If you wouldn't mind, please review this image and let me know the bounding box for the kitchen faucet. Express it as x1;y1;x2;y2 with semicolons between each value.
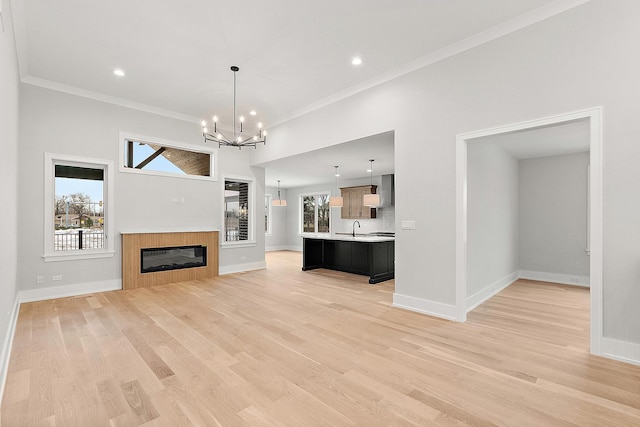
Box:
352;220;361;237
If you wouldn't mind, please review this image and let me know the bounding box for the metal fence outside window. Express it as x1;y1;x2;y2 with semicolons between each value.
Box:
54;230;105;251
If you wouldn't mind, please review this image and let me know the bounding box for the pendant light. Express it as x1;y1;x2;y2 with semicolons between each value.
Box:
363;159;381;207
272;180;287;206
329;165;344;207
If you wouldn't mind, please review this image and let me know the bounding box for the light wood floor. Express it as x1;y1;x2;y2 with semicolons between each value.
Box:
2;251;640;426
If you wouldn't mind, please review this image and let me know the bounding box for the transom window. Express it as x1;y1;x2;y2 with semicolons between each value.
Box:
120;132;217;181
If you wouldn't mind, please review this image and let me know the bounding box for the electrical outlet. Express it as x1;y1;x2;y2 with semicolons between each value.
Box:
52;275;62;281
401;220;416;230
36;276;44;284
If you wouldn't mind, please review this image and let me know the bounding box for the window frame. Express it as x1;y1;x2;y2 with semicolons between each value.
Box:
299;191;331;235
44;153;115;262
265;194;272;235
221;175;256;248
119;131;218;181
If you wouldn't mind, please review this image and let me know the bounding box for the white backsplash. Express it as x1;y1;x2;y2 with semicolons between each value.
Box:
331;206;395;235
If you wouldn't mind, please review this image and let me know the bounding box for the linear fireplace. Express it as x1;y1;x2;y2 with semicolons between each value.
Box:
122;231;218;290
141;245;207;273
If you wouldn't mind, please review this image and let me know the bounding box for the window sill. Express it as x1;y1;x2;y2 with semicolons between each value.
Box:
220;241;257;249
299;232;331;237
43;250;116;263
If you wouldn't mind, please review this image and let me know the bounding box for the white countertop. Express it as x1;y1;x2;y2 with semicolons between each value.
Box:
302;233;394;243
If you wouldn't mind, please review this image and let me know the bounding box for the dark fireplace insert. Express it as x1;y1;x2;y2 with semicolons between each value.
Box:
140;245;207;273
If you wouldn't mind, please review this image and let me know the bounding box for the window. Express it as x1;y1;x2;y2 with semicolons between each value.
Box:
301;193;330;234
120;132;217;181
222;177;255;246
44;153;115;261
265;194;272;235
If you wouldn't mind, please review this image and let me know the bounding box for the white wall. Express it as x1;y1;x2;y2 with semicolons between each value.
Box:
250;1;640;346
519;152;589;281
0;0;21;396
467;143;519;302
17;84;264;292
265;185;288;251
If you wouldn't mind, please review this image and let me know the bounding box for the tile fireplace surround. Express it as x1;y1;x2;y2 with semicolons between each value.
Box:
121;231;219;290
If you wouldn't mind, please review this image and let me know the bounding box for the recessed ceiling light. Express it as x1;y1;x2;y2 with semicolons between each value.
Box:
113;68;125;77
351;57;362;66
250;110;257;116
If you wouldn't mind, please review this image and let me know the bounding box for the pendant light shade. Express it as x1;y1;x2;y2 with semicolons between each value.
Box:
363;193;380;207
329;196;343;207
329;165;344;207
363;159;381;207
272;180;287;206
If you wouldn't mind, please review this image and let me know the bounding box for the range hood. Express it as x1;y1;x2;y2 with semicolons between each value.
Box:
379;174;395;207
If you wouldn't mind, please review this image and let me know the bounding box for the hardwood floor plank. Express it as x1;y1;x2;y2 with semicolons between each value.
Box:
120;379;160;424
3;251;640;426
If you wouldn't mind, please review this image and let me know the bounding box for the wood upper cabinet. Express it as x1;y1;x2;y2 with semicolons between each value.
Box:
340;185;377;219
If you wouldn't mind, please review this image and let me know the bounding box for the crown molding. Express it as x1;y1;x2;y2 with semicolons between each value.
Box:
271;0;590;127
11;0;589;128
21;75;202;124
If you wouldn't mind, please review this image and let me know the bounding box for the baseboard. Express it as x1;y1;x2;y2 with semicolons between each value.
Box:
466;271;518;312
0;295;21;406
518;270;590;287
219;261;267;275
265;245;300;252
600;337;640;366
392;293;457;321
18;279;122;303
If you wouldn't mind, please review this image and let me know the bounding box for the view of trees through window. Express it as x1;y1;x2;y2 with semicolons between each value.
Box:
54;165;104;251
302;194;330;233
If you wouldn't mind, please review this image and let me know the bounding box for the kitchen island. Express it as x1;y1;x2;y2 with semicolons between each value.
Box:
302;234;394;284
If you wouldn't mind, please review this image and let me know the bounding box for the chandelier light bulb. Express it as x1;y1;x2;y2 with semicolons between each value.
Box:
203;127;208;133
213;116;218;122
258;122;262;129
240;116;245;122
201;120;206;127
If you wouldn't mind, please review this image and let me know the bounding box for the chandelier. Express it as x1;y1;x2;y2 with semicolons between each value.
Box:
201;66;267;149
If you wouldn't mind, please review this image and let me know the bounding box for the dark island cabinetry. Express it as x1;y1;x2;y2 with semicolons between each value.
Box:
302;237;394;284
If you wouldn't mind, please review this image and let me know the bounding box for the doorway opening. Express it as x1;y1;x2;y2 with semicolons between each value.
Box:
456;107;603;356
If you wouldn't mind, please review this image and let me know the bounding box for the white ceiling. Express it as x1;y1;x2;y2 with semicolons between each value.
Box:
470;119;590;159
10;0;583;186
12;0;569;127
